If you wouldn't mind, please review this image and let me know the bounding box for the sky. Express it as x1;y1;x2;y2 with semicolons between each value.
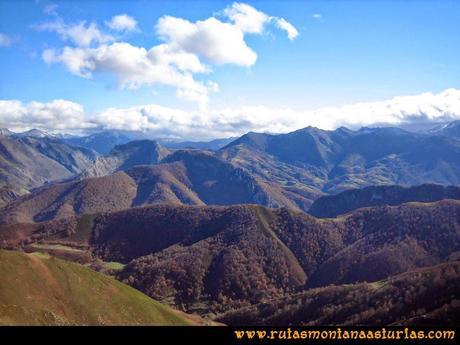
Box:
0;0;459;140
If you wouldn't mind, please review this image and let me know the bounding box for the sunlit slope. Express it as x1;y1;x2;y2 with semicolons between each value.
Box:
0;250;195;325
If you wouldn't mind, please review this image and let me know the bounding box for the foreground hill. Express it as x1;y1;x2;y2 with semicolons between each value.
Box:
218;261;460;326
309;184;460;218
0;135;97;202
0;250;195;325
114;200;460;314
4;200;458;317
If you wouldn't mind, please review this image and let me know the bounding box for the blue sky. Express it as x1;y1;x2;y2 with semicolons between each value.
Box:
0;0;459;139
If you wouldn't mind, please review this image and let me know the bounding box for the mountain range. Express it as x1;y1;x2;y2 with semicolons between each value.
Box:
220;125;460;200
2;121;460;213
63;130;237;154
1;121;459;325
0;134;97;206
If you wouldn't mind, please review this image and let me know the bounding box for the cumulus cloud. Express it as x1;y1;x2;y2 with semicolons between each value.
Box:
0;99;96;133
36;2;298;108
42;42;213;108
156;16;258;66
222;2;270;34
33;20;113;47
1;89;460;139
105;14;138;32
0;33;12;47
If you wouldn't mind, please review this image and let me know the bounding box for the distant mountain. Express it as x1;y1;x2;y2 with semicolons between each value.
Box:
429;120;460;139
2;122;460;213
161;137;237;151
13;129;55;139
220;124;460;208
81;140;171;178
0;250;196;325
0;128;14;137
65;130;238;154
64;131;134;154
162;150;294;207
5;122;460;216
3;199;459;318
0;149;290;224
308;184;460;218
0;135;97;200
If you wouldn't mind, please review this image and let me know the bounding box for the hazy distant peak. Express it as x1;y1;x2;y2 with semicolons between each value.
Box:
15;128;55;139
0;128;14;136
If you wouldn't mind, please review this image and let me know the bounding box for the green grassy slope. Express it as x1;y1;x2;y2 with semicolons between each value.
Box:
0;250;195;326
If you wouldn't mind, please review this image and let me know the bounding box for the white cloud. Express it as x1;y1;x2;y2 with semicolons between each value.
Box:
222;2;299;41
314;88;460;129
148;43;209;74
223;2;270;34
0;33;12;47
2;89;460;140
33;20;113;47
96;104;195;133
0;99;96;133
42;42;213;109
154;3;299;68
92;89;460;139
105;14;138;32
36;3;298;108
156;16;258;66
312;14;322;20
273;18;299;41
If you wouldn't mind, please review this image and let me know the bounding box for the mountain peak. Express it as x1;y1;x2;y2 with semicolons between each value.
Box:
428;120;460;139
15;128;54;139
110;139;162;154
0;128;14;136
81;139;171;178
222;131;269;151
